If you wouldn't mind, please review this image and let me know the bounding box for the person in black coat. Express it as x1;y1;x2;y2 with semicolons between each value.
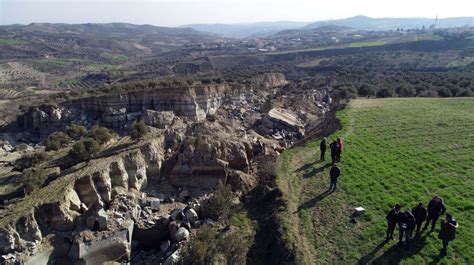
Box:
411;202;427;237
398;210;416;249
438;214;458;256
329;140;338;164
386;204;401;241
329;163;340;192
424;196;446;232
320;138;327;161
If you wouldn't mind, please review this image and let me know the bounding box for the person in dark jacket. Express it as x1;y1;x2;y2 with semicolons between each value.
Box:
320;138;327;161
336;138;343;162
424;196;446;232
411;202;427;238
398;210;416;249
329;163;340;192
329;140;338;164
438;214;458;256
386;204;401;241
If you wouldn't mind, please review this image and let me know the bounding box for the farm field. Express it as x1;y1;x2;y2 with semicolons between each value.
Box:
349;40;387;47
276;98;474;264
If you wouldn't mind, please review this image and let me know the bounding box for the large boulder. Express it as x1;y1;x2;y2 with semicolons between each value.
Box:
142;110;175;129
175;227;190;242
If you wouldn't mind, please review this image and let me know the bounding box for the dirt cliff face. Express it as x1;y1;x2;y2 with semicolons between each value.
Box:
1;72;337;264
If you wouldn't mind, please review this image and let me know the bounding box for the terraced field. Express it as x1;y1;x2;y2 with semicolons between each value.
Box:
277;98;474;264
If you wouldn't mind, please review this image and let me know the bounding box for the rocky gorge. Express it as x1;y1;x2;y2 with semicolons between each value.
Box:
0;73;336;264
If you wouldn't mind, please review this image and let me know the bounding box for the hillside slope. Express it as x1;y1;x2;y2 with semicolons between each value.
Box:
276;98;474;264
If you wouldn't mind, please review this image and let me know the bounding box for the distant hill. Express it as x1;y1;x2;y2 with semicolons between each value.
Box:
305;15;474;31
0;22;217;43
275;25;355;36
182;21;309;38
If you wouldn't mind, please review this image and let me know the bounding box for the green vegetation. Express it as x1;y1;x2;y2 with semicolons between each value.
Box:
88;63;120;71
87;126;113;144
65;124;88;140
0;38;26;45
202;181;235;223
69;138;100;161
128;120;149;141
113;55;128;62
61;79;81;85
276;98;474;264
21;167;47;194
447;57;474;68
349;40;387;48
44;132;71;151
181;182;254;264
38;58;74;66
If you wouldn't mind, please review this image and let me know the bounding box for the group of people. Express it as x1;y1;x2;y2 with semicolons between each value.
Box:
320;137;343;192
386;196;459;255
320;137;343;164
319;137;460;257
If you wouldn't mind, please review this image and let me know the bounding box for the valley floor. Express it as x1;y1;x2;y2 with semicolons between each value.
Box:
276;98;474;264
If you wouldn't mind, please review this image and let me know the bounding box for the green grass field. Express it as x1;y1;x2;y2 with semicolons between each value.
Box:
349;40;387;48
0;38;26;45
276;98;474;264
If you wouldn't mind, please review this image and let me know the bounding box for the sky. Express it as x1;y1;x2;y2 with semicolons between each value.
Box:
0;0;473;26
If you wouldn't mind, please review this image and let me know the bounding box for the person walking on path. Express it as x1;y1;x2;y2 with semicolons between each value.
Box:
398;210;416;249
411;202;427;238
329;163;340;192
386;204;401;241
330;140;338;164
438;214;458;256
336;138;343;162
320;138;327;161
424;196;446;232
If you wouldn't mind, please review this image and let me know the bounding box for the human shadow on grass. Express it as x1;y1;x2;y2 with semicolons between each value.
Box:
294;189;332;213
302;163;332;179
363;234;430;264
296;160;320;172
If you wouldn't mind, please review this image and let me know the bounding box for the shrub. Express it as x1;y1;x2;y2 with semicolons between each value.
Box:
65;124;88;140
202;181;234;222
180;225;249;265
376;88;393;98
44;132;71;151
456;89;472;97
181;225;219;264
438;87;453;97
14;151;48;171
69;138;100;161
87;126;112;144
128;120;149;141
22;167;46;194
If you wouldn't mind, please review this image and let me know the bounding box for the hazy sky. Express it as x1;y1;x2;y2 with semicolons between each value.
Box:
1;0;473;26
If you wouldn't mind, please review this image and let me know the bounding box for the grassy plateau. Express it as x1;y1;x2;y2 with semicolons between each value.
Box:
276;98;473;264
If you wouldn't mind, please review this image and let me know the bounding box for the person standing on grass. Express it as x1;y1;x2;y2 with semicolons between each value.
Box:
424;196;446;232
320;138;327;161
329;140;338;164
398;210;416;249
329;163;340;192
438;214;458;256
411;202;427;238
386;204;401;241
336;138;343;162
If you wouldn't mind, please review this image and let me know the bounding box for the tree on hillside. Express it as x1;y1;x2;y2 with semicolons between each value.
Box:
65;124;88;140
87;126;112;144
128;120;149;141
69;138;100;161
44;132;71;151
22;167;46;194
